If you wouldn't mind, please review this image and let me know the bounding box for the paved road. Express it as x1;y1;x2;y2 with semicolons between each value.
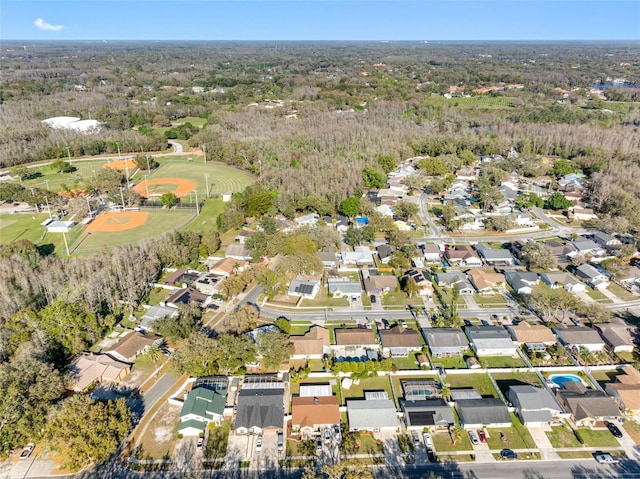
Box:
141;372;179;412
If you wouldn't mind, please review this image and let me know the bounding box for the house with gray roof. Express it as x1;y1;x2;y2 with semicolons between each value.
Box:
456;398;512;428
507;385;563;427
503;271;539;295
235;387;284;434
287;277;321;299
402;399;455;430
574;264;609;289
327;278;362;298
553;325;606;352
347;391;398;432
138;305;178;332
555;381;621;427
423;328;469;357
179;385;228;436
465;326;517;356
474;244;515;266
376;244;395;264
592;231;621;249
540;272;586;293
316;251;338;269
593;322;636;353
570;239;605;257
421;243;442;263
435;271;474;295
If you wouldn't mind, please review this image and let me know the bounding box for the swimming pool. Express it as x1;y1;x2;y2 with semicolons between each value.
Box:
549;374;584;388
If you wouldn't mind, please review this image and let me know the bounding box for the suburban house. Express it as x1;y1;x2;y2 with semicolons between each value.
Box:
178;384;228;436
400;269;433;297
422;243;442;263
467;269;506;294
474;244;515;266
209;257;249;277
225;244;252;261
291;396;340;435
507;385;563;427
234;229;255;245
455;397;512;428
435;271;474;295
570;239;605;258
379;326;423;358
376;244;395;264
401;399;455;430
593;322;636;353
592;231;621;250
287;277;322;299
316;252;338;269
569;206;598;222
68;353;131;393
290;326;330;360
235;383;285;434
341;246;375;266
507;322;557;351
617;266;640;289
327;278;362;298
193;273;225;295
445;245;483;267
363;274;399;295
604;366;640;413
574;264;609;289
333;329;379;361
165;287;209;309
322;216;349;233
106;331;163;363
294;213;320;227
347;391;399;432
137;305;178;332
164;268;200;287
465;326;518;357
543;240;575;261
539;272;586;293
504;271;539;295
299;384;333;397
555;382;621;427
423;328;469;357
554;325;606;352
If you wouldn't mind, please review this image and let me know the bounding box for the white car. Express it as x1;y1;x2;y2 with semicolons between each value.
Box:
19;444;34;460
468;430;479;445
196;437;204;450
401;321;408;328
423;433;433;449
256;435;263;452
324;428;331;443
594;452;619;464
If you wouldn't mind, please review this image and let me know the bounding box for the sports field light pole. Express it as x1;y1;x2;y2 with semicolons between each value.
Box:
116;142;121;160
65;146;72;163
119;187;126;211
204;173;210;197
144;175;149;198
194;190;200;215
202;144;207;164
45;179;50;191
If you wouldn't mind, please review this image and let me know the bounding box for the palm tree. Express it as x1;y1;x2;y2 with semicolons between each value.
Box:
440;384;451;402
449;426;461;447
145;342;164;368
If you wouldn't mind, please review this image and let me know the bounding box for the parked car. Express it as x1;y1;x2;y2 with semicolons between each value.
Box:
255;435;263;452
593;451;620;464
277;432;284;451
411;431;420;446
401;321;408;328
370;295;376;303
468;430;479;445
500;449;517;460
316;436;322;452
477;429;487;443
382;318;390;328
334;425;342;444
481;319;490;326
422;433;433;449
196;437;204;450
324;428;331;443
605;421;623;438
426;450;438;463
19;444;34;460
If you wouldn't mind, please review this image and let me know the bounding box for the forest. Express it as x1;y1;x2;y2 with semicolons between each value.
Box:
1;41;640;465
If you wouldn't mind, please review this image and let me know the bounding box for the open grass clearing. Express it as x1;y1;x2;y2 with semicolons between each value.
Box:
431;353;467;370
391;353;422;371
0;213;49;244
479;355;525;368
180;198;225;234
137;403;181;459
575;428;620;448
491;371;544;397
474;294;508;308
422;95;516;109
381;290;424;308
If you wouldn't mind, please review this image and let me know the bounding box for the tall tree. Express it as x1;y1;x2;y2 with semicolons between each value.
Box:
256;330;294;370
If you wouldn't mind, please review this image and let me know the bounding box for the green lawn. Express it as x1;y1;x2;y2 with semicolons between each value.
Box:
585;287;613;303
444;373;497;397
171;116;208;128
71;209;196;254
608;282;639;301
146;287;171;306
575;428;620;448
391;353;422;371
479;356;525;368
21;159;110;193
491;372;544;397
381;290;424;308
431;431;473;452
302;288;349;308
341;375;393;403
486;414;536;450
431;354;467;369
289;323;312;336
546;425;582;448
474;294;508;308
181;198;225;234
589;369;623;389
623;420;640;445
0;213;49;244
557;451;593;459
433;288;467;308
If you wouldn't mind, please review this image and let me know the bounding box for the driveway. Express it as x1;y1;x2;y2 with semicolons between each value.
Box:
374;430;402;467
600;287;625;304
462;294;480;309
1;450;56;479
251;432;279;471
527;426;560;461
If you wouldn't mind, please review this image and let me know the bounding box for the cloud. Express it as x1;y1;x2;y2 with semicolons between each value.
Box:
34;18;64;32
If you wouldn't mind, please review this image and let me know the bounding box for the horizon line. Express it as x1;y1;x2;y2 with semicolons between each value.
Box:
2;38;639;42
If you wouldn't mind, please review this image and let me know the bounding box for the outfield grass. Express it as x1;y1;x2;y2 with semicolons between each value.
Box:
139;160;254;197
71;209;195;253
21;159;111;192
0;213;49;244
181;199;225;234
444;373;497;397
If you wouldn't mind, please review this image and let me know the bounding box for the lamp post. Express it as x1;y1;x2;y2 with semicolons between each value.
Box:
44;179;50;191
204;173;210;197
144;175;149;198
62;231;70;256
65;146;72;163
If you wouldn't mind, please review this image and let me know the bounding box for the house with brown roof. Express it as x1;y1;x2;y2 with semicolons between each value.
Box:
209;257;249;277
106;331;163;363
291;396;340;434
164;268;199;286
363;275;399;295
379;326;423;358
165;287;209;309
333;329;379;361
555;381;621;427
507;322;557;350
605;366;640;413
68;353;131;392
467;269;506;294
290;326;330;359
594;322;636;353
445;245;482;267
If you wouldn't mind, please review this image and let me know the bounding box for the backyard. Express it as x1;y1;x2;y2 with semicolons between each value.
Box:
443;373;498;397
491;371;544;397
430;352;468;370
340;375;393;404
479;355;525;368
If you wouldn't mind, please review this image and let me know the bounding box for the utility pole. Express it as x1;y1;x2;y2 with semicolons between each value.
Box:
202;144;207;164
146;155;151;174
62;231;70;256
144;175;149;198
258;159;262;179
116;141;121;160
86;195;91;217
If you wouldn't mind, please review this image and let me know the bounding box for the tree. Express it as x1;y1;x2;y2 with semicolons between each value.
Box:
274;316;291;334
476;180;502;211
310;464;374;479
281;251;323;276
339;196;361;218
417;157;448;176
258;268;288;300
545;192;573;211
283;234;318;255
402;277;421;298
50;159;73;174
256;330;294;370
9;165;30;181
449;425;462;446
161;192;179;208
361;166;386;189
219;305;260;334
171;332;219;376
200;232;221;256
133;154;159;172
552;159;574;178
144;342;163;368
37;299;102;355
485;215;514;232
377;155;397;174
520;241;557;270
44;395;131;472
215;334;256;375
393;200;419;220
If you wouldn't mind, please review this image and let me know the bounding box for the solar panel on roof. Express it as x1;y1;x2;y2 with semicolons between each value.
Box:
295;284;314;295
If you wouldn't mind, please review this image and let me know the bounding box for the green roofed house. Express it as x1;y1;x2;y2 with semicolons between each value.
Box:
178;386;228;436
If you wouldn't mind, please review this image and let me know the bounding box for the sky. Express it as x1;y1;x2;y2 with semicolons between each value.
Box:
1;1;639;41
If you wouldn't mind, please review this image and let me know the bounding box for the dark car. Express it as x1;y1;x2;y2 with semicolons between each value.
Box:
426;450;438;463
500;449;517;460
370;295;376;303
605;421;623;438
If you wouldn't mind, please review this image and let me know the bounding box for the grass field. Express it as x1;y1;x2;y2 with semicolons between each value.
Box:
0;213;49;244
71;209;195;253
21;159;112;193
341;375;393;404
181;199;225;234
444;373;497;397
136;160;254;198
479;356;526;368
491;371;544;397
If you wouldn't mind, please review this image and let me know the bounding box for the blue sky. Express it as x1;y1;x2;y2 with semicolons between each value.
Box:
2;1;639;41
